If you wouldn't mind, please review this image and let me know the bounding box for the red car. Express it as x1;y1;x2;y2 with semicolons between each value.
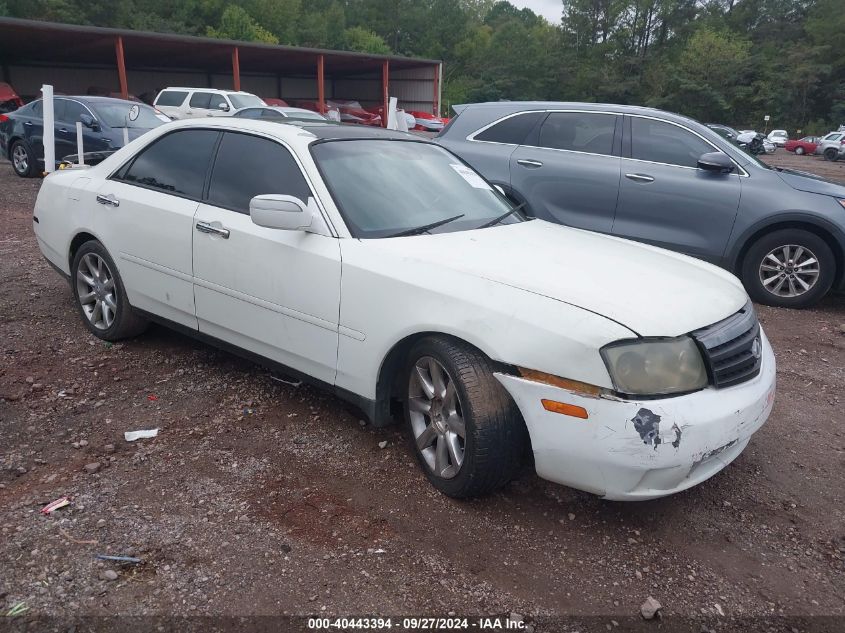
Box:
784;136;820;155
298;100;381;126
0;82;24;114
262;97;289;107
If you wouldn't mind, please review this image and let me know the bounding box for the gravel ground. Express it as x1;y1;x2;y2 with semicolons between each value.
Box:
0;150;843;632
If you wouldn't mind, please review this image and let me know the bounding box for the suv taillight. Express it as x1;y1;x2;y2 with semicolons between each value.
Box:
0;114;8;122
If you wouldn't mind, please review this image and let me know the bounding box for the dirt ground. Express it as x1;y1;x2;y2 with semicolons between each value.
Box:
0;150;843;632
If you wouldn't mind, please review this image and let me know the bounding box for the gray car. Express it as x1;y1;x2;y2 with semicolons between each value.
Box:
436;102;845;308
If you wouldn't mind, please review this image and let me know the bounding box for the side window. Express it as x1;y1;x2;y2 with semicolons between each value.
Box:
189;92;212;109
207;132;311;214
155;91;187;107
51;98;67;123
31;101;43;117
115;129;219;198
235;108;261;118
208;93;227;110
473;112;544;144
631;117;715;168
62;101;89;123
261;109;285;119
538;112;616;155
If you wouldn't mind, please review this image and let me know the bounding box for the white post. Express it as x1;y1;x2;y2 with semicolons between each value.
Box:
122;126;129;146
386;96;398;130
41;84;55;173
75;122;85;166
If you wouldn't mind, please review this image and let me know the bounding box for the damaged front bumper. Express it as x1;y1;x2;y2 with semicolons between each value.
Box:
495;332;776;501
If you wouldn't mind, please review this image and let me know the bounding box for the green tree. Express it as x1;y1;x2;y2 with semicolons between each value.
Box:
343;26;391;54
207;4;278;43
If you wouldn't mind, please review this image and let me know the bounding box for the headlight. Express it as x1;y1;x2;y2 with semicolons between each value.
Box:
601;337;708;396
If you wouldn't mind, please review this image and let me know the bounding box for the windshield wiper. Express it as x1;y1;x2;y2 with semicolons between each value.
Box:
476;202;527;229
385;213;465;238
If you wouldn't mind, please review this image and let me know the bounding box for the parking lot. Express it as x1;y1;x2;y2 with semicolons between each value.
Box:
0;150;843;631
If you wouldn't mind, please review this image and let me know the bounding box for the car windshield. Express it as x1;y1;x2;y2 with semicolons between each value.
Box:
92;103;167;129
311;140;522;238
228;93;264;109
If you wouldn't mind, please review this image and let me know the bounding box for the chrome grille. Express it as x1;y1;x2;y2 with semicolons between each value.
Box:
692;302;762;389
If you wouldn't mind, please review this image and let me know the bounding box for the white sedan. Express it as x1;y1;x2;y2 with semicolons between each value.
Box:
33;118;776;501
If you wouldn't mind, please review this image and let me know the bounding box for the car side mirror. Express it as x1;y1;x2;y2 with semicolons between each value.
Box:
698;152;735;174
218;102;230;112
250;194;314;231
80;113;100;131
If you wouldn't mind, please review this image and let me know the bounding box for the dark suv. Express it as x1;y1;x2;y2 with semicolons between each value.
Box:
436;102;845;308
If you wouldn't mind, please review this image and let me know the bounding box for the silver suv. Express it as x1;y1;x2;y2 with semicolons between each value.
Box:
436;102;845;308
816;132;844;161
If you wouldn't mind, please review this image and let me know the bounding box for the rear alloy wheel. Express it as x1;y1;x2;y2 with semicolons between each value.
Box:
741;229;835;308
823;147;838;161
10;140;36;177
795;146;804;155
404;336;526;498
72;241;148;340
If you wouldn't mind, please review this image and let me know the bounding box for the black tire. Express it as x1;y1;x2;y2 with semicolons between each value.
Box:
402;336;526;498
71;241;148;340
795;146;804;155
741;229;835;308
823;147;838;161
10;139;37;178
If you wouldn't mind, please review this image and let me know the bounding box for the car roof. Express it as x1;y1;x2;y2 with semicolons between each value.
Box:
26;95;150;106
160;87;255;94
160;116;422;144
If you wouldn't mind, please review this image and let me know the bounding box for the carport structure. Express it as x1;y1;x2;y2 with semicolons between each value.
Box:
0;17;442;124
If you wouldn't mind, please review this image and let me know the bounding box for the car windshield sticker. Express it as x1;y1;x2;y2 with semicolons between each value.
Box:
449;164;491;190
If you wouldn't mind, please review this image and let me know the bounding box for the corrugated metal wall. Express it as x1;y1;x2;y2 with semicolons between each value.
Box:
6;63;438;113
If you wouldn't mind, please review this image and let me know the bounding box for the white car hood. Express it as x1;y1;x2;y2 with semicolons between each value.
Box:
373;220;747;337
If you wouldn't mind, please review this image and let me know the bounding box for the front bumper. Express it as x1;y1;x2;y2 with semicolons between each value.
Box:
495;332;776;501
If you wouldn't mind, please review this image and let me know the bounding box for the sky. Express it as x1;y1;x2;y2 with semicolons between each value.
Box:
509;0;562;24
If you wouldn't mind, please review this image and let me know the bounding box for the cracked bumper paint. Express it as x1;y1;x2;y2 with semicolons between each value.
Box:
495;332;776;501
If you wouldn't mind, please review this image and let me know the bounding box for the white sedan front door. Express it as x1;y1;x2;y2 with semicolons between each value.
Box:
191;131;341;384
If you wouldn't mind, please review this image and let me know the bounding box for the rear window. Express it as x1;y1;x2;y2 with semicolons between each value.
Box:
473;112;544;145
155;91;187;107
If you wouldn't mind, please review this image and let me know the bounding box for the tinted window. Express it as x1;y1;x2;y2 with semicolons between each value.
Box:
234;108;262;119
61;100;89;123
474;112;543;144
208;93;227;110
155;91;187;107
631;117;714;168
207;133;311;214
189;92;212;109
538;112;616;155
117;129;218;198
29;100;43;117
51;98;67;122
261;109;286;119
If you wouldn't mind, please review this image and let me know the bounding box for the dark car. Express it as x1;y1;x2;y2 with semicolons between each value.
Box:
436;102;845;308
706;123;740;143
0;96;169;177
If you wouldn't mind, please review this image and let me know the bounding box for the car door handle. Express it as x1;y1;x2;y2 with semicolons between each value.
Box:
196;221;230;239
24;121;32;126
96;194;120;207
625;173;655;183
517;159;543;168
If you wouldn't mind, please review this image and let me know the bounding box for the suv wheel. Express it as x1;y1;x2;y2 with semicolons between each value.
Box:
823;147;838;161
10;140;37;177
72;241;149;340
403;336;526;498
741;229;835;308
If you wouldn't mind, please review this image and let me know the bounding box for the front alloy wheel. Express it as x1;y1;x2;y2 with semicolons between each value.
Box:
402;336;526;498
742;229;835;308
758;244;820;299
408;356;466;479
